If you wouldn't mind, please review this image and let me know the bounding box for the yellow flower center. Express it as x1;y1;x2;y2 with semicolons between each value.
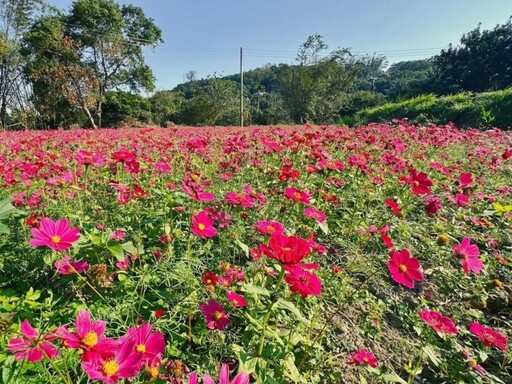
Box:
282;247;292;252
399;264;408;273
198;223;206;231
213;311;223;321
102;360;120;377
232;299;238;305
266;226;275;233
82;331;98;348
136;344;146;353
147;366;159;380
363;357;369;363
293;192;301;199
50;235;61;244
469;359;478;367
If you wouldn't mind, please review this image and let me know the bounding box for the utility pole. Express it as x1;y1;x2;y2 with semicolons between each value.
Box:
240;47;244;127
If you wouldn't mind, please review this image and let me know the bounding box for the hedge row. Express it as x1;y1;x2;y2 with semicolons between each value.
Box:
346;88;512;129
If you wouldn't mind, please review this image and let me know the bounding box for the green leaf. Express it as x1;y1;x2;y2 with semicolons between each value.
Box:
379;372;408;383
318;220;329;235
422;345;442;368
121;241;139;254
107;241;125;261
241;283;270;297
0;222;9;235
236;239;250;257
0;198;23;221
275;299;307;323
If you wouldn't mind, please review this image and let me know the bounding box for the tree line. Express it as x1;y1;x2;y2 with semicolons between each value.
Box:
1;0;511;129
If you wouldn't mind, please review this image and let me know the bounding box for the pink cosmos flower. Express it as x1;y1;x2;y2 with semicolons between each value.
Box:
202;363;250;384
347;350;378;368
458;172;473;189
182;182;215;202
54;255;89;275
192;211;217;238
419;309;458;335
55;310;118;362
82;337;143;384
452;237;483;275
226;291;247;307
303;207;328;223
469;322;508;351
109;229;126;241
387;249;423;289
284;187;311;204
200;300;230;331
29;218;81;251
284;264;322;298
254;220;285;236
124;323;165;361
8;320;59;363
115;257;130;271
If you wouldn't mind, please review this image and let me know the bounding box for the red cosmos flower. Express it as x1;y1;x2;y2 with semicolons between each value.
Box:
261;232;311;265
303;207;328;223
407;169;433;195
452;237;483;275
29;218;81;251
283;264;322;298
192;211;217;238
111;150;136;163
424;194;442;215
54;255;89;275
226;291;247;307
81;337;143;384
124;323;165;361
380;231;394;249
254;220;285;236
469;322;508;351
199;300;230;331
458;172;473;189
55;310;118;362
387;249;424;289
224;192;256;208
385;198;402;216
154;309;165;319
419;309;458;335
182;182;215;202
284;187;311;204
8;320;59;363
347;350;378;368
502;148;512;160
202;272;218;286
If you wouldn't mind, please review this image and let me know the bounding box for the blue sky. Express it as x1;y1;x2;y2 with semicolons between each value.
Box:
48;0;512;91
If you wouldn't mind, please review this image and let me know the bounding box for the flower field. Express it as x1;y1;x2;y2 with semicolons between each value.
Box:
0;122;511;383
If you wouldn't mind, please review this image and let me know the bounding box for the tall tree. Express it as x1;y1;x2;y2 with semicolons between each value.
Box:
279;35;360;123
431;17;512;94
0;0;44;129
23;0;162;128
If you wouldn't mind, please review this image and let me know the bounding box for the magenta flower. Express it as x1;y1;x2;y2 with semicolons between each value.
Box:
55;310;118;362
303;207;328;223
452;237;483;275
284;187;312;204
254;220;285;236
226;291;247;307
261;232;311;265
192;210;217;238
419;309;458;335
30;218;80;251
123;323;165;361
284;264;322;298
469;322;508;351
82;337;143;384
387;249;423;289
54;255;89;275
202;363;250;384
7;320;59;363
347;350;378;368
200;300;230;331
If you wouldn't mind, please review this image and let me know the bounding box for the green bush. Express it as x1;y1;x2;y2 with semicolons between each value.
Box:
351;88;512;129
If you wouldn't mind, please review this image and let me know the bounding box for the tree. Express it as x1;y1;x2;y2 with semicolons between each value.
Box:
431;17;512;94
149;90;178;126
23;0;162;128
377;59;433;99
278;35;360;123
0;0;44;129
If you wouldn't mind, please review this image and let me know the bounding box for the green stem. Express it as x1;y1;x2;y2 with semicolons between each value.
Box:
257;267;285;357
43;349;72;384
